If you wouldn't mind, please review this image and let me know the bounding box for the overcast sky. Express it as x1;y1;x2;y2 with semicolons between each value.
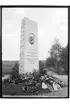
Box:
2;8;68;60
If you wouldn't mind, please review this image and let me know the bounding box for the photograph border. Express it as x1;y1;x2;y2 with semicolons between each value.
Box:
0;5;69;99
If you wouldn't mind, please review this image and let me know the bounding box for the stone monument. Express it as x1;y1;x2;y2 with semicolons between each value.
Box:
19;17;39;74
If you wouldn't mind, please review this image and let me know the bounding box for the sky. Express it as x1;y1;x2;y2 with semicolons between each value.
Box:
2;8;68;60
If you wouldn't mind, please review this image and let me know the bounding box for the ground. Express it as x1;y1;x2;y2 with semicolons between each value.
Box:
2;75;68;98
39;87;68;97
3;87;68;97
2;61;68;98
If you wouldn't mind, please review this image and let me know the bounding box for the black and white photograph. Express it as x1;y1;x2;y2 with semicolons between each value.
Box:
1;7;68;98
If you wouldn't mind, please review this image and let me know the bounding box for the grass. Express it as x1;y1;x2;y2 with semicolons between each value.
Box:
3;87;68;97
2;60;68;97
2;74;68;97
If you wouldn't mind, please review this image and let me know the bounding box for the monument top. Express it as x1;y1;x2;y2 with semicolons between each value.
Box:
21;17;37;28
23;17;36;23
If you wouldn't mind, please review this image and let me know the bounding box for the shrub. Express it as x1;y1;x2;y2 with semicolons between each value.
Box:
11;63;19;80
56;67;65;75
4;69;42;95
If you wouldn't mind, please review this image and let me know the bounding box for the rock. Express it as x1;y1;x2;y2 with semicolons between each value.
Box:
42;82;48;89
22;86;25;91
53;82;58;91
46;82;54;91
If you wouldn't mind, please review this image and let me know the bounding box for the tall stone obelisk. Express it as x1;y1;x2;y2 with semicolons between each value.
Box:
19;17;39;74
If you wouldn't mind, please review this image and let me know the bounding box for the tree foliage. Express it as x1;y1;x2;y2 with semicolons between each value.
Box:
49;39;62;59
59;44;68;74
46;38;68;75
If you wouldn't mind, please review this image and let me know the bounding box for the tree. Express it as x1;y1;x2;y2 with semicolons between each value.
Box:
45;57;56;68
59;44;68;74
11;63;19;79
45;38;68;75
49;38;62;69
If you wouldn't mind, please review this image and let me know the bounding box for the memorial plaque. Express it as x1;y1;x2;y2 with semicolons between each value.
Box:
19;17;39;73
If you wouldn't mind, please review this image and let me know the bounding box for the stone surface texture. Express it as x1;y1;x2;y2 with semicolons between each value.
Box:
19;17;39;73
